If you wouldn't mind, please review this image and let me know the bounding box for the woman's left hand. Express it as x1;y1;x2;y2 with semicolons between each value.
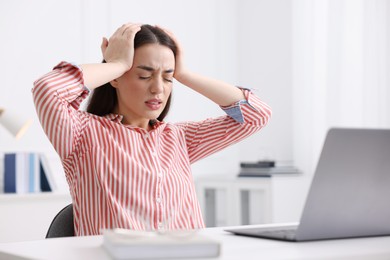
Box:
157;25;245;106
157;26;188;82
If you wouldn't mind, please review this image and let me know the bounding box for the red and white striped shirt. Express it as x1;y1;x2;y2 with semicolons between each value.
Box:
32;62;271;236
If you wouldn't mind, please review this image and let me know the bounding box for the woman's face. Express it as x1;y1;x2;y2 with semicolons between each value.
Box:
111;43;175;129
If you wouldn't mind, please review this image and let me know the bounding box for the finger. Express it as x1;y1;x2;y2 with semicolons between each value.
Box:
100;37;108;52
121;23;142;37
156;25;173;37
156;25;180;45
110;23;140;39
157;25;182;52
119;23;142;33
112;24;128;37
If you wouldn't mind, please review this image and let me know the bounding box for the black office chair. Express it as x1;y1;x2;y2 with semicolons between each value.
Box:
45;203;75;238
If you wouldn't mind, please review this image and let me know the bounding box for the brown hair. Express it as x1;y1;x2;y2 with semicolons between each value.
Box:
86;24;177;124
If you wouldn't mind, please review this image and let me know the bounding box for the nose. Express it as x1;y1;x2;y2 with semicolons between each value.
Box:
150;77;164;94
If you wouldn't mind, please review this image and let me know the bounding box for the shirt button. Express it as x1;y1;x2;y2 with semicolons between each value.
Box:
156;198;162;203
157;173;163;178
158;223;164;230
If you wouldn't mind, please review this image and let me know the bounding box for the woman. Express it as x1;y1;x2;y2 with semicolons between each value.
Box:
33;23;271;236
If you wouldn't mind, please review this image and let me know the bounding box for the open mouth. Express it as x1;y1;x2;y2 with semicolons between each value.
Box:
145;99;163;110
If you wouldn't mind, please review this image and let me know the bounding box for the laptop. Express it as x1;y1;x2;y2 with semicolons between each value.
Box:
226;128;390;241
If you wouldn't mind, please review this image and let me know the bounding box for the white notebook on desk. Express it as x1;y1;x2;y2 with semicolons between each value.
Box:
102;228;221;259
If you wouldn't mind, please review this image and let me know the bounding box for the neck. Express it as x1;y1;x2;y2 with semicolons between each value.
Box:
121;117;151;130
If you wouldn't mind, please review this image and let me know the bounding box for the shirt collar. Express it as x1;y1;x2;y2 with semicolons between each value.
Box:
103;113;164;130
103;113;123;123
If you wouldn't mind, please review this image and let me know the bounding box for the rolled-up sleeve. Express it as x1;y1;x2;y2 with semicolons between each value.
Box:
221;87;272;125
178;87;272;164
32;61;90;160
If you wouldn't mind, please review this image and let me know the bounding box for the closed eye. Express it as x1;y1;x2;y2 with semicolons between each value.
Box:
139;76;151;80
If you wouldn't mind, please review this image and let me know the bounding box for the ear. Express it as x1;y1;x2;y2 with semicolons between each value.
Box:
110;79;119;88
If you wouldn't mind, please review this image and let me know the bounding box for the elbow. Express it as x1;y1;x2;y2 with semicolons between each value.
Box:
245;102;272;127
260;107;272;127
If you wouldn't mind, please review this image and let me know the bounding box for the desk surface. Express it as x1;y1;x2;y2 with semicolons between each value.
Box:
1;224;390;260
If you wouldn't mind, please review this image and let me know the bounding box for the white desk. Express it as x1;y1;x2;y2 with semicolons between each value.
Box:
1;224;390;260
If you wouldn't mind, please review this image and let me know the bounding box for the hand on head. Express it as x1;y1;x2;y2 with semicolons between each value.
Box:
101;23;142;70
156;25;187;81
101;22;187;81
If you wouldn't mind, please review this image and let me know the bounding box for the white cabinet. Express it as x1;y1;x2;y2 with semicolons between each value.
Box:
195;174;303;227
0;193;72;243
195;176;272;227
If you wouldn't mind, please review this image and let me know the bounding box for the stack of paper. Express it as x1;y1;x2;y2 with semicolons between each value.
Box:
102;229;221;259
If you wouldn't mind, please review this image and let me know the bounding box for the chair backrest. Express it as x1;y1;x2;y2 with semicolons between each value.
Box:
45;203;75;238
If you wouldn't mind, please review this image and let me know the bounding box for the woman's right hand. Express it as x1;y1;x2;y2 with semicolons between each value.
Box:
79;23;141;90
101;23;142;71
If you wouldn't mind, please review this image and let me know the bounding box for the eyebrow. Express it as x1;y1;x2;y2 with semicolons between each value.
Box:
136;65;174;74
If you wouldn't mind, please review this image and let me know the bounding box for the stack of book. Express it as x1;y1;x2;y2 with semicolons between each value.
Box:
3;152;56;193
238;161;300;177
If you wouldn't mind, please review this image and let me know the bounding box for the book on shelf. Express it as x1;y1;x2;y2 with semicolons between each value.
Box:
38;153;57;191
4;153;16;193
103;228;221;259
28;153;41;193
3;152;56;193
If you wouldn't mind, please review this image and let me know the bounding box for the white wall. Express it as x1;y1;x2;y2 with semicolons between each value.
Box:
0;1;293;175
1;0;388;228
236;0;300;223
290;0;390;222
0;0;299;221
236;0;293;163
0;0;86;190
